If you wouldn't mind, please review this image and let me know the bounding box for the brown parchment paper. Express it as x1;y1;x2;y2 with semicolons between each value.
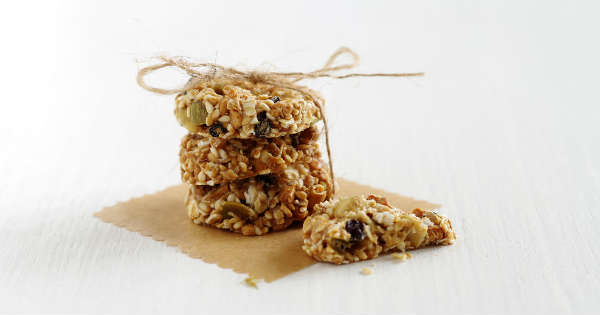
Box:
94;178;440;282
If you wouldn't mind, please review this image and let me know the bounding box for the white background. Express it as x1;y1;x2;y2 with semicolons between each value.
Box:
1;1;599;314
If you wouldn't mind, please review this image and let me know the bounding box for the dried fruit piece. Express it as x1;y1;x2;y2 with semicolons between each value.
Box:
345;219;365;242
254;113;271;137
271;96;280;103
290;134;300;147
209;123;227;137
219;201;255;220
256;174;277;187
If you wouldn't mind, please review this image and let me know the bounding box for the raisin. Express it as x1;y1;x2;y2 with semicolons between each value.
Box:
254;112;271;137
271;96;280;103
290;134;300;147
256;174;276;187
345;219;365;242
209;123;227;137
254;120;271;137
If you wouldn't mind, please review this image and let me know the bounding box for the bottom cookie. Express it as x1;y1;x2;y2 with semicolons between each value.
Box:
185;160;332;235
302;195;456;264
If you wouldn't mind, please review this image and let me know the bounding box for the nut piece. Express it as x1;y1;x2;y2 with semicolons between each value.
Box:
219;201;255;220
332;196;361;217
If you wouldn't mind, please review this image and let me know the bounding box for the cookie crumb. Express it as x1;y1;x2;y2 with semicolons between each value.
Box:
361;267;374;275
391;252;412;262
244;276;259;288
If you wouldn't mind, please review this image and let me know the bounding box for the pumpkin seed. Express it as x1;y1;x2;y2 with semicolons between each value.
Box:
219;201;255;220
189;100;208;125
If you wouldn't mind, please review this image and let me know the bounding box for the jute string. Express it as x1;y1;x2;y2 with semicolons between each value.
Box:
137;47;423;193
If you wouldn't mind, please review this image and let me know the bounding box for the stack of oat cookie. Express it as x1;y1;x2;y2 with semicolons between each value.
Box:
175;79;333;235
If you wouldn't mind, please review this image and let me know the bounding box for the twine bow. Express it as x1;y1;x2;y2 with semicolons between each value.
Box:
137;47;424;193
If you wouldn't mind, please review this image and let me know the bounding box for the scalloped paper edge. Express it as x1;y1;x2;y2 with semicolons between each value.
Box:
94;178;440;282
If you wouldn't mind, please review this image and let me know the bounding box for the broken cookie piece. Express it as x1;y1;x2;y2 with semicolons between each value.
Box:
302;195;456;264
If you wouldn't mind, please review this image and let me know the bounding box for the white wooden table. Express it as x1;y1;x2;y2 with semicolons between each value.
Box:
1;1;599;313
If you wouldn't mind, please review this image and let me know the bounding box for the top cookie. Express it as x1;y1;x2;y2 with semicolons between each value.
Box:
174;79;322;139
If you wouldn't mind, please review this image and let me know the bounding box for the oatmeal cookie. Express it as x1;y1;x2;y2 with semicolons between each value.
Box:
180;127;321;186
175;79;322;139
185;160;333;236
302;195;455;264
